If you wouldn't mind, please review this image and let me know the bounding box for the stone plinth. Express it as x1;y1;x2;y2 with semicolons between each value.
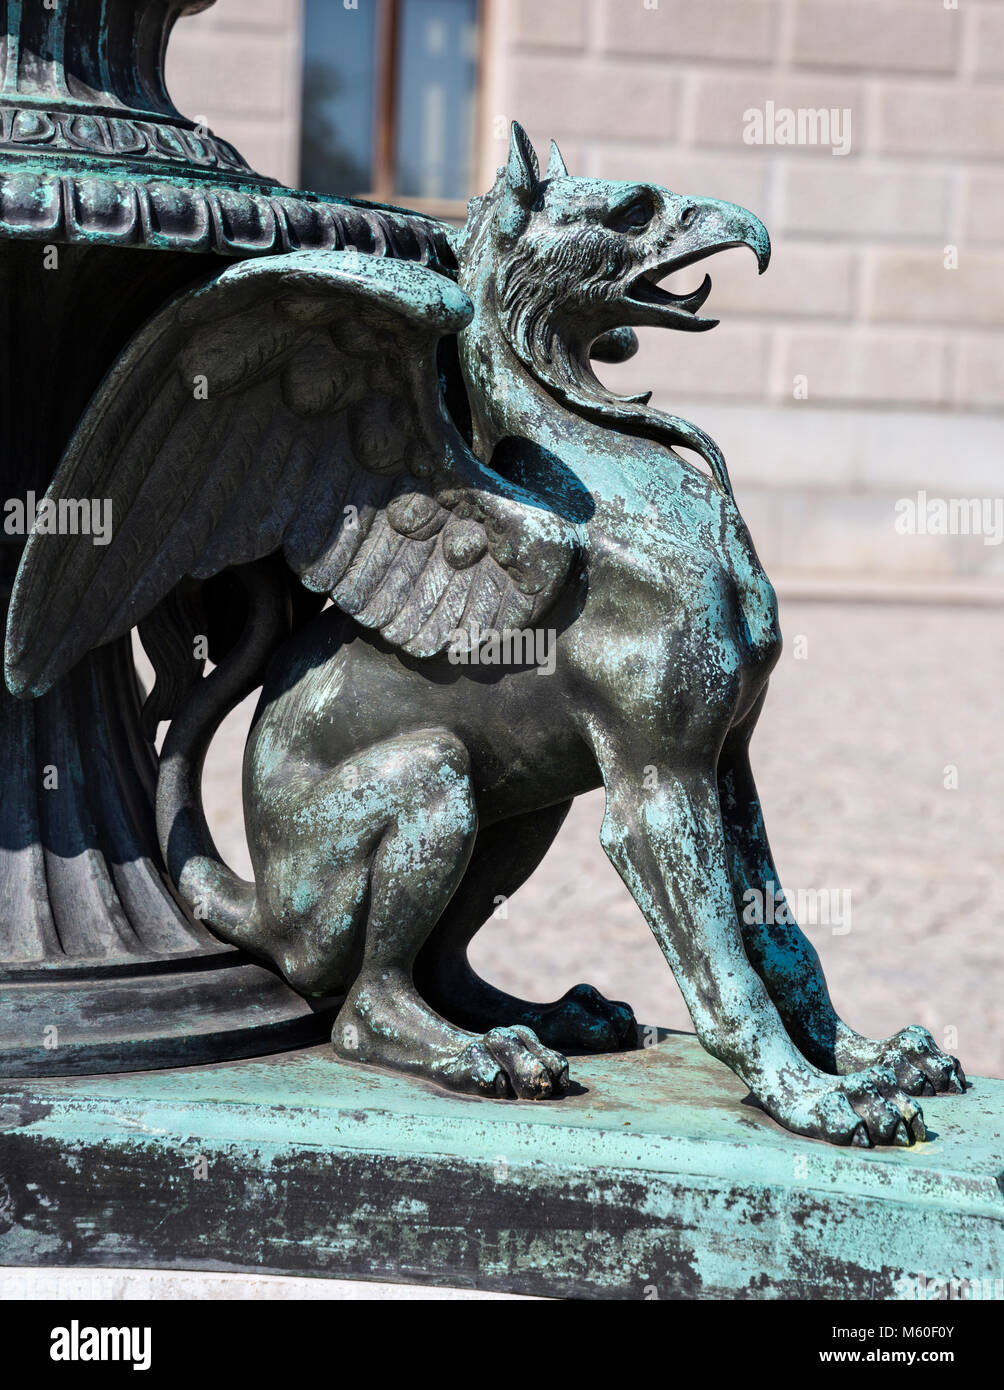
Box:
0;1034;1001;1300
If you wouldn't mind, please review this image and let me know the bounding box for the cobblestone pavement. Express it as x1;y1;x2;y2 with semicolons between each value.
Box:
199;599;1004;1079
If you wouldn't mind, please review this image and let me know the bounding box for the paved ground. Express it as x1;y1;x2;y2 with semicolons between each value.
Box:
197;599;1004;1079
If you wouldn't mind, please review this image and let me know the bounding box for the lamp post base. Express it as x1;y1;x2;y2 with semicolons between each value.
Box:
0;956;338;1078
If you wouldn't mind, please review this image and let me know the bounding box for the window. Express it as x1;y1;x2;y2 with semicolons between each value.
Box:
300;0;481;215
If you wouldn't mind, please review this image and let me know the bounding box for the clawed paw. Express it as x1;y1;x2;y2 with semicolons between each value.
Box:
866;1025;967;1098
773;1065;929;1147
818;1067;927;1148
445;1025;570;1100
533;983;637;1052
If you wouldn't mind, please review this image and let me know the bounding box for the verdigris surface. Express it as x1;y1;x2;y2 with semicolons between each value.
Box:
5;123;965;1147
0;0;453;1074
1;1036;998;1300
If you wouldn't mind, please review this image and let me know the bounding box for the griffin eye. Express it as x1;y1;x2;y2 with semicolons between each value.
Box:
607;192;657;232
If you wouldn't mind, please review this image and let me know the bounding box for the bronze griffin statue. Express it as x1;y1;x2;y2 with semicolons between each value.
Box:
5;125;965;1146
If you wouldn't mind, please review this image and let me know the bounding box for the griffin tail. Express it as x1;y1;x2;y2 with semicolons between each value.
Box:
155;558;291;942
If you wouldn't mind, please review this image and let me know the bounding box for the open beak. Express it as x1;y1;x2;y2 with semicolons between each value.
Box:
623;196;770;332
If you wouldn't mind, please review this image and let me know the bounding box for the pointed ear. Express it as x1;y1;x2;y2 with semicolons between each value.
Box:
545;139;568;180
505;122;539;206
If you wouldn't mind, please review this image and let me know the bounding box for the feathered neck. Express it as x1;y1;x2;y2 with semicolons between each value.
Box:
454;209;733;498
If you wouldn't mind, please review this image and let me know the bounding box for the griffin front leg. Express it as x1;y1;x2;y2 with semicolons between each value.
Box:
717;703;966;1098
599;762;926;1146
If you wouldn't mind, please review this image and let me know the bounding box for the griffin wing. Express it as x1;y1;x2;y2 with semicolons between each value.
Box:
5;249;578;698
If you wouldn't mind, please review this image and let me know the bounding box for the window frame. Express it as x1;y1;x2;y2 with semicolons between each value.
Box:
357;0;487;220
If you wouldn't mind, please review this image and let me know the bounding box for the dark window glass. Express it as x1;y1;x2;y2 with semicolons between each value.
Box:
394;0;478;201
300;0;478;203
300;0;378;196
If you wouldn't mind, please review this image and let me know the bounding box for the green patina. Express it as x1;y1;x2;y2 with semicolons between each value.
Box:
2;10;970;1146
0;1035;1000;1298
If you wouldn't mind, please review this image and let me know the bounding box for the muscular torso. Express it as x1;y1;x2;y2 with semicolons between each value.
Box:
247;422;780;828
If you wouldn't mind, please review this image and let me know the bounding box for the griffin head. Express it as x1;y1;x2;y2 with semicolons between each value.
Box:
459;123;771;491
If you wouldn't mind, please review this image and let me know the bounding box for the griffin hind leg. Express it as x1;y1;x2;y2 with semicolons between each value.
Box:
414;803;636;1052
256;732;570;1098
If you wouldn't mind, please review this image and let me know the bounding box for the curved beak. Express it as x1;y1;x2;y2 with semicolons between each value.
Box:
672;196;771;276
620;195;771;332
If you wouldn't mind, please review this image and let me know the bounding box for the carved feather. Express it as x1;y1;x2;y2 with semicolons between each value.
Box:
5;248;578;698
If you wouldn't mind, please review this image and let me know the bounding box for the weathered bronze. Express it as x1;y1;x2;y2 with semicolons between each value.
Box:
3;1038;999;1297
1;3;965;1148
4;80;966;1143
0;0;452;1074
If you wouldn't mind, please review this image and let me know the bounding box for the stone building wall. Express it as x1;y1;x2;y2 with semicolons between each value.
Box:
167;0;304;189
485;0;1004;587
488;2;1003;415
166;0;1004;588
